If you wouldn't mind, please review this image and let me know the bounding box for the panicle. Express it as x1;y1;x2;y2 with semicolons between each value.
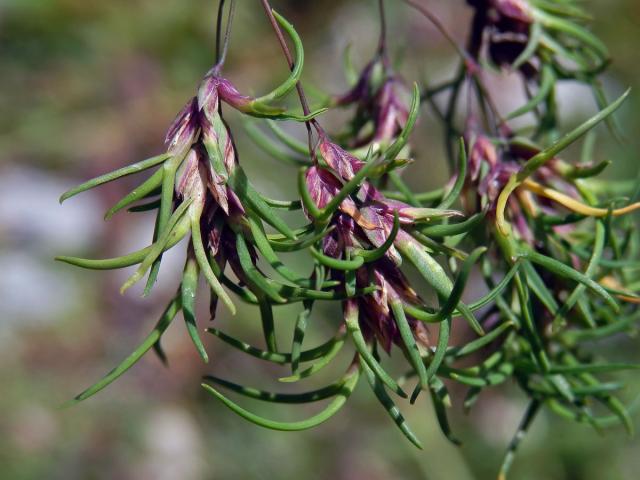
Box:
58;2;640;473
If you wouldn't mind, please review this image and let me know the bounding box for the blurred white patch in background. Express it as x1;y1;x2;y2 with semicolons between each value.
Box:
134;407;206;480
0;251;79;324
0;166;104;253
0;164;188;341
0;166;105;341
0;167;102;342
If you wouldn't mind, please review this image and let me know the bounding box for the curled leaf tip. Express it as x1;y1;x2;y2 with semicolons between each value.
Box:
522;179;640;218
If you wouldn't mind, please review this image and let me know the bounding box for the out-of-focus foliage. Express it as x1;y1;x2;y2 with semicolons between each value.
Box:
1;1;640;479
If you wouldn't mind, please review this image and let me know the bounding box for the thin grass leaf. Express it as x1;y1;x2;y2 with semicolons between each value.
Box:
426;318;451;380
191;216;236;315
104;168;164;220
516;361;640;375
514;271;551;372
512;21;542;70
290;300;312;374
207;327;287;364
592;81;625;143
120;199;193;293
210;264;260;304
341;43;359;86
259;194;302;210
534;0;593;20
498;400;541;480
206;326;346;364
128;198;161;213
269;226;335;252
560;311;640;344
255;107;328;122
390;300;429;403
575;295;597;328
152;339;169;366
60;153;169;203
445;363;514;387
388;171;422;207
562;350;634;433
569;243;640;269
265;120;309;154
569;358;640;374
540;31;588;71
545;398;598;427
144;154;184;294
236;233;287;304
398;239;484;335
552;220;605;331
269;282;378;302
383;187;445;204
200;364;360;431
56;247;150;271
406;259;520;322
57;210;187;269
547;395;640;429
203;374;350;404
454;350;505;376
279;333;346;382
525;249;618;311
566;160;611;179
228;166;297;240
467;260;521;312
507;64;555;120
64;295;181;406
523;179;640;218
521;260;559;315
547;374;577;403
245;121;310;166
534;9;608;59
247;213;306;285
362;362;423;449
404;247;482;322
438;137;467;209
309;246;364;271
258;297;278;353
420;211;486;237
463;387;482;413
598;395;634;436
400;304;439;323
429;377;462;445
344;300;407;398
528;381;622;397
416;247;487;324
254;10;304;104
181;252;208;363
447;321;514;358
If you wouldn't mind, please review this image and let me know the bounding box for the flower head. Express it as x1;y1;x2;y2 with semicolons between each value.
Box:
335;57;410;147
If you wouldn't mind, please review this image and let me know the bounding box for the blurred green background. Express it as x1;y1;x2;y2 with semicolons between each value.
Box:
1;1;640;479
